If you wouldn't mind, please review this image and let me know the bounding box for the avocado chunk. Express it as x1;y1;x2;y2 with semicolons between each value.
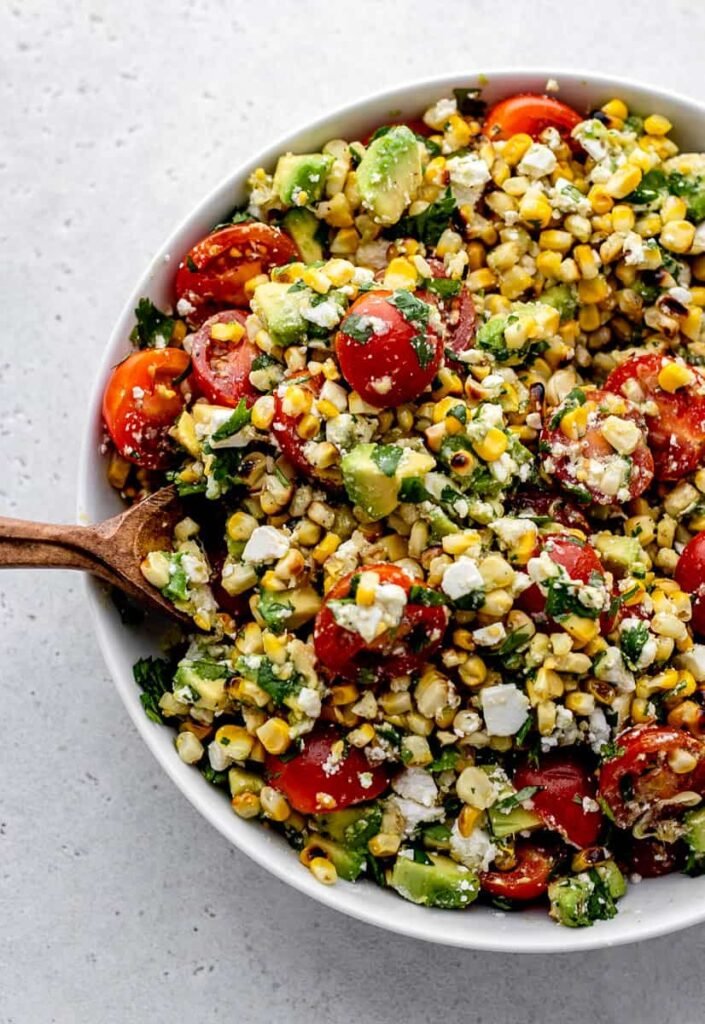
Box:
421;823;452;852
684;806;705;871
480;765;542;839
548;862;626;928
476;301;560;365
541;283;578;323
173;660;229;711
303;835;366;881
389;852;479;909
313;804;383;848
356;125;423;226
273;153;333;206
341;442;435;522
250;281;307;346
282;208;325;264
594;533;649;578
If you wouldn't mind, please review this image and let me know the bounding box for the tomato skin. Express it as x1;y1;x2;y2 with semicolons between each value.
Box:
675;532;705;637
190;310;259;408
598;725;705;828
506;487;591;532
514;750;603;848
175;223;299;327
517;534;615;631
265;727;389;814
425;260;477;359
335;290;443;409
484;94;583;141
605;353;705;481
313;563;449;680
480;843;558;902
626;837;684;878
102;347;190;470
540;388;654;505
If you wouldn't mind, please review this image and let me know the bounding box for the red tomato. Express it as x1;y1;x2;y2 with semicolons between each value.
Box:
313;564;449;680
484;94;583;141
506;487;591;532
425;260;477;359
335;290;443;408
540;387;654;505
189;310;258;408
266;727;389;814
480;843;559;902
514;750;603;848
102;347;190;470
518;534;616;633
598;725;705;828
626;837;684;878
675;531;705;636
605;353;705;481
174;223;299;327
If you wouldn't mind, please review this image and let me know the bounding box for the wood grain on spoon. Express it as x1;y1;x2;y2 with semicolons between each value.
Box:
0;486;192;625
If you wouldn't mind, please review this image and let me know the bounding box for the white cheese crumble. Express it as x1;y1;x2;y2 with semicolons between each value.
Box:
241;525;290;564
472;623;507;647
480;684;530;736
392;767;438;807
517;142;557;178
594;646;635;692
449;822;497;872
330;579;407;644
441;556;484;601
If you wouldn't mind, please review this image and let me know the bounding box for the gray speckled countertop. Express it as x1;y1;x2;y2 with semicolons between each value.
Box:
4;2;705;1021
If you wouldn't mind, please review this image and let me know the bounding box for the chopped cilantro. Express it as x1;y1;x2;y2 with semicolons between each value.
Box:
421;277;462;299
429;748;459;773
409;333;437;370
499;629;533;656
371;443;404;476
391;187;457;246
162;554;189;604
210;398;251;442
492;785;539;814
255;659;301;706
130;298;175;350
257;590;293;634
408;584;447;607
133;656;173;723
620;619;649;669
453;87;487;117
599;740;625;762
339;313;377;344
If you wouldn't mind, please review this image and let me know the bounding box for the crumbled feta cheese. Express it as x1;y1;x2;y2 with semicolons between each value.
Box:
542;706;579;751
389;796;445;835
622;231;648;266
490;517;539;552
325;412;376;451
330;579;407;644
587;707;611;755
176;297;197;318
370;375;393;395
472;623;507;647
518;143;557;178
480;683;530;736
319;378;348;411
449;822;496;872
423;97;458;130
527;549;564;586
242;525;290;564
677;644;705;682
441;556;484;601
594;646;635;692
392;767;438;807
296;687;322;719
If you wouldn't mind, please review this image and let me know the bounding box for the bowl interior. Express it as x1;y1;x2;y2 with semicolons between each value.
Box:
79;69;705;951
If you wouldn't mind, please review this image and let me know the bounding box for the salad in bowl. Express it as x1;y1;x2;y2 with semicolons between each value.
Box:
98;81;705;932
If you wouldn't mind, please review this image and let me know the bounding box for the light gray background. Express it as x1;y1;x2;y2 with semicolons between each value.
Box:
3;1;705;1020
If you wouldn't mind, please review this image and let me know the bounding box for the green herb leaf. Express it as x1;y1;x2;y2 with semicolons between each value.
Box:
257;590;293;634
408;585;447;607
409;333;436;370
256;659;301;707
130;298;175;350
133;656;173;723
339;312;377;344
619;619;649;669
453;87;487;117
392;187;457;246
492;785;539;815
421;277;462;298
210;398;251;442
371;443;404;476
429;748;459;772
498;629;533;656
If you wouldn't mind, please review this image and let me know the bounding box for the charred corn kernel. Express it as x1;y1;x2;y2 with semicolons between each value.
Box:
519;191;552;227
259;570;287;593
401;734;433;766
605;164;642;199
329;683;360;707
458;805;482;837
296;413;321;440
538;230;574;253
644;113;672;135
379;691;413;715
565;692;596;716
611;205;635;233
660;220;696;253
330;227;360;254
383;256;419;290
630;697;655;724
578;304;601;331
232;792;261;819
472;427;508;461
457;766;497;809
602;98;628;120
424;155;448;185
301;266;331;294
315;399;341;421
436;228;465;257
502;133;533;166
536;250;562;277
453;628;475;651
256;717;291;755
682;307;703;341
657;361;695;392
175;731;204;764
262;632;287;665
442;532;478;556
356;570;380;606
560;404;589;440
368;833;401;857
347;723;376;747
444;113;472;150
259;786;290;822
466;267;497;292
309;856;337;885
107;450;131;489
481;589;513;617
312;533;341;564
210;320;245;343
244;274;269;298
651;613;688;642
573;244;600;280
668;701;705;734
323;258;355;285
537;700;557;735
588;184;613;214
562;615;600;646
282;385;312;417
500;266;533;300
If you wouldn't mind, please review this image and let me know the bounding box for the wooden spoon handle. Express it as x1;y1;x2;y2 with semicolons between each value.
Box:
0;516;112;578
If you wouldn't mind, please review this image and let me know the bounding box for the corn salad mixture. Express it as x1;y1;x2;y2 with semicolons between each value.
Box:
102;86;705;927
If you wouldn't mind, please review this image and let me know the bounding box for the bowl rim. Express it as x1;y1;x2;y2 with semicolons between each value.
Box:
78;66;705;952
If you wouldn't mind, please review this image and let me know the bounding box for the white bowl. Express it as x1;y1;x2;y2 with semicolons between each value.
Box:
78;69;705;952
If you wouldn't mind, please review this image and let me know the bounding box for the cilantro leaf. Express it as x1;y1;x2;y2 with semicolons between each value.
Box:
619;620;649;669
408;584;447;607
210;398;251;442
428;748;459;772
409;333;436;369
371;443;404;476
390;289;431;330
133;656;173;723
392;187;457;246
257;590;293;634
256;659;302;706
453;87;487;117
130;298;175;350
421;277;462;298
339;313;377;344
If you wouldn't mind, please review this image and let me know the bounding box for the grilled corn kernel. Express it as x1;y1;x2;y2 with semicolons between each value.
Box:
602;98;628;120
256;717;291;755
472;427;508;461
605;164;642;199
660;220;696;254
560;404;589;440
368;833;401;857
537;700;557;735
259;786;291;822
210;320;245;343
309;856;337;885
312;533;342;564
175;731;204;764
644;113;672;136
657;362;695;393
587;184;614;214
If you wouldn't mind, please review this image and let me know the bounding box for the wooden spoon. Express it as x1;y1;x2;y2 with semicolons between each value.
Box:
0;485;192;625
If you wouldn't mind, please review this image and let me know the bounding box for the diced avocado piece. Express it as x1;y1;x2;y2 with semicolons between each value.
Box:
389;852;479;909
228;766;264;798
356;125;423;226
341;443;402;521
593;533;648;578
250;281;307;346
541;283;578;323
282;208;325;264
421;823;452;851
548;862;626;928
273;152;333;206
313;804;383;848
173;661;229;711
425;504;459;540
476;301;559;365
480;765;542;839
684;806;705;857
304;836;365;881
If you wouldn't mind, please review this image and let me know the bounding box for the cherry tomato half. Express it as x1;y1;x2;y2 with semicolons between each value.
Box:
626;837;684;878
335;290;443;408
484;94;583;142
480;843;559;902
175;223;299;327
190;310;259;408
506;487;591;533
313;563;449;681
675;531;705;636
540;387;654;505
605;353;705;481
266;727;389;814
102;347;190;469
425;260;477;360
598;725;705;828
514;750;603;848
